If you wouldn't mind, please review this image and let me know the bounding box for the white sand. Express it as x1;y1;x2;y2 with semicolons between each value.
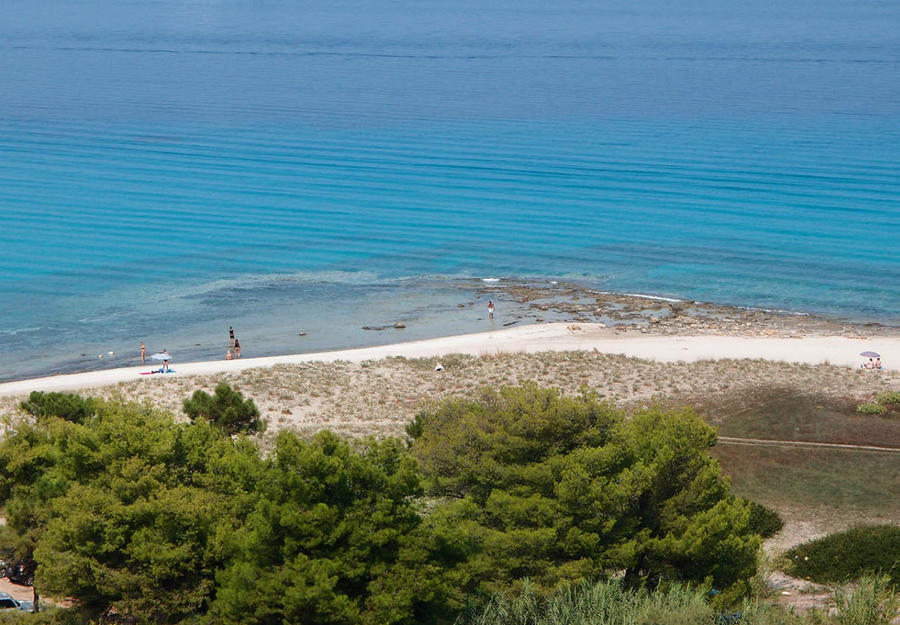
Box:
1;322;897;397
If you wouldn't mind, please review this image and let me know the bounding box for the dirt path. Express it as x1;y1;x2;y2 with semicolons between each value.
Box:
718;436;900;453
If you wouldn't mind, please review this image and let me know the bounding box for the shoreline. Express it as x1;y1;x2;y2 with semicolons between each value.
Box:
1;322;897;398
3;277;898;387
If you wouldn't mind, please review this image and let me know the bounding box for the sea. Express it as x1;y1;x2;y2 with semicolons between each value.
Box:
1;0;898;382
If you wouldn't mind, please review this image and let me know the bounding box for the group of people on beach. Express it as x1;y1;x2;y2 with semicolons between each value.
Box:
863;357;883;370
226;326;241;360
139;342;170;372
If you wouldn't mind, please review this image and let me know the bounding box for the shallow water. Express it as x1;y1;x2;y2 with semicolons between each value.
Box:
1;0;898;381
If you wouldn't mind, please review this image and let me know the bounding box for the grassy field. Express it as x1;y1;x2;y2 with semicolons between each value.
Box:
712;444;899;522
690;385;900;446
683;385;900;531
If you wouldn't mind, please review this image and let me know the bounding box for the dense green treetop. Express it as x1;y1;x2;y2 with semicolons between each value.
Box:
407;385;760;595
1;398;262;622
183;382;265;435
206;430;467;625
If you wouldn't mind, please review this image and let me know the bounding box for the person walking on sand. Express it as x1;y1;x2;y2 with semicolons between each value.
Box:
488;300;495;319
140;342;146;364
234;338;241;358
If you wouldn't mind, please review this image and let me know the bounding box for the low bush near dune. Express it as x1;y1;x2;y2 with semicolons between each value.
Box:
20;390;95;423
856;402;887;415
856;391;900;416
785;525;900;586
183;381;265;434
876;391;900;407
745;499;784;538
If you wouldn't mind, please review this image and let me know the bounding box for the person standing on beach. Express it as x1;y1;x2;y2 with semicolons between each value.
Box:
161;349;170;373
140;342;146;364
234;338;241;358
488;300;495;319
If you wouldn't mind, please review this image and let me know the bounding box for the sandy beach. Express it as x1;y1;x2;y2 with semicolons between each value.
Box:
1;322;897;398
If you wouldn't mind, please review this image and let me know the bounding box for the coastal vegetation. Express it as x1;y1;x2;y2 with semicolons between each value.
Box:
785;526;900;586
856;392;900;416
0;386;755;622
20;391;95;424
182;382;264;434
1;370;897;624
407;386;759;598
455;576;900;625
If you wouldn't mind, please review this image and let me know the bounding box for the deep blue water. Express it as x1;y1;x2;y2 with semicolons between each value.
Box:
1;0;898;381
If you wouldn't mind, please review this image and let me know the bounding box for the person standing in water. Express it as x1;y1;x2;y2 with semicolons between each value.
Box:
234;338;241;358
140;342;146;364
488;300;495;319
228;326;235;348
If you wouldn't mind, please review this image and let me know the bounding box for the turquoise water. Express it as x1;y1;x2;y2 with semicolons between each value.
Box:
1;0;898;381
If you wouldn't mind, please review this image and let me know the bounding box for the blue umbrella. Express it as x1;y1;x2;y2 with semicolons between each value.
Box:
860;351;880;358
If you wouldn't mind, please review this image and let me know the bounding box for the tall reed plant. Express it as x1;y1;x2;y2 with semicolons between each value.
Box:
834;576;899;625
454;579;714;625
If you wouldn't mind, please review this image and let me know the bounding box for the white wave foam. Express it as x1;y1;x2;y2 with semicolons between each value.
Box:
0;326;42;336
614;292;683;303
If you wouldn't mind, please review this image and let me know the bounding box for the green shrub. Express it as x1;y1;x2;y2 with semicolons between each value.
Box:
183;382;264;434
856;402;887;415
745;499;784;538
786;525;900;586
20;391;95;423
876;391;900;407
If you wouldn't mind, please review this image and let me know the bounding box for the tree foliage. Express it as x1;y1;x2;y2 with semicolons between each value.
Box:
1;384;767;623
206;431;466;625
1;398;262;623
183;382;264;435
407;385;760;595
20;391;95;423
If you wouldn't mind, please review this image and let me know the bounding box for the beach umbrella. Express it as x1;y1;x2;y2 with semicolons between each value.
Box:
150;352;172;361
860;351;880;358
